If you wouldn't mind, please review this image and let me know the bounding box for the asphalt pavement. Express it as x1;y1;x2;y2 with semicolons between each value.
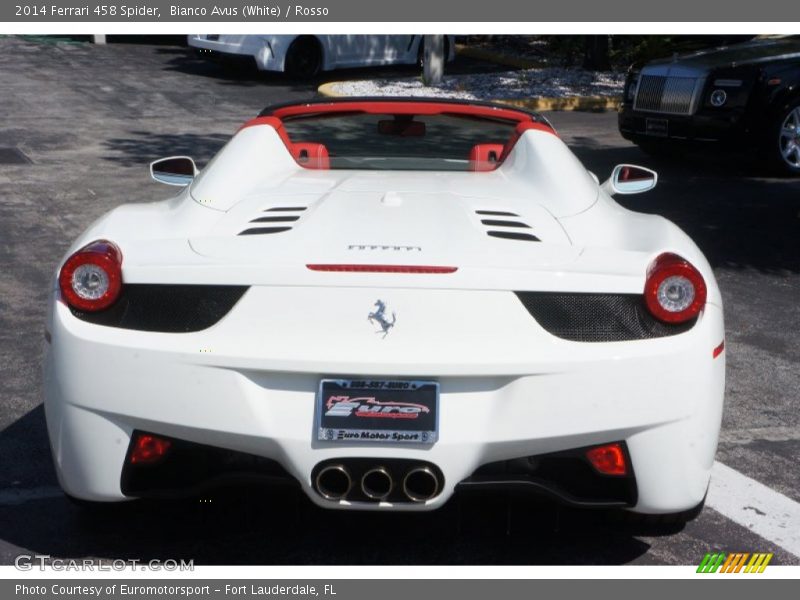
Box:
0;36;798;566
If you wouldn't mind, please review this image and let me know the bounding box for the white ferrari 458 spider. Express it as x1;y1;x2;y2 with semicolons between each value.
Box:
44;99;725;521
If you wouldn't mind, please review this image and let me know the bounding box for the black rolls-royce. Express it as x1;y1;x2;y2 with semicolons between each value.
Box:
618;36;800;175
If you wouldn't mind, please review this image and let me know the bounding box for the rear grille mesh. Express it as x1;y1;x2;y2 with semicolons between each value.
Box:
69;284;248;332
515;292;695;342
634;75;699;115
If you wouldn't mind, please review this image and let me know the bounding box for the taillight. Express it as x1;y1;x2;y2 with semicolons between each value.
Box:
586;443;628;476
129;433;172;465
643;253;706;324
58;240;123;312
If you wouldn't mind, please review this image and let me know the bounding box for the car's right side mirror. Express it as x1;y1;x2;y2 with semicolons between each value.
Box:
150;156;198;186
601;164;658;195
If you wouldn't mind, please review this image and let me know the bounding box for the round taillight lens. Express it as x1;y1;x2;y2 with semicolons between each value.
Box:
58;240;123;312
644;253;706;323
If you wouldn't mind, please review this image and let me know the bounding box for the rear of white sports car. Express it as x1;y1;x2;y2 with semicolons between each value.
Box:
44;100;725;518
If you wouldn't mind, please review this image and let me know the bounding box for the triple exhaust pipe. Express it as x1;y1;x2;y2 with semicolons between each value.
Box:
314;463;441;503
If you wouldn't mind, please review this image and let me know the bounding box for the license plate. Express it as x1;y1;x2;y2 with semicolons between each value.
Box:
316;379;439;445
645;118;669;137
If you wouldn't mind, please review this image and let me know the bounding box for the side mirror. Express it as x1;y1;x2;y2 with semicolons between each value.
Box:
601;164;657;195
150;156;197;186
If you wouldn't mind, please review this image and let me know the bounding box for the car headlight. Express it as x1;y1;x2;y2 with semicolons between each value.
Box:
710;89;728;107
626;77;639;102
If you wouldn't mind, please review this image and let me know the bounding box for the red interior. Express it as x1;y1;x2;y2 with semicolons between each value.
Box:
239;101;556;171
468;143;505;171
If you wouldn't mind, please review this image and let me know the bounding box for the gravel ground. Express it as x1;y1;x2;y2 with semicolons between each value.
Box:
329;67;625;100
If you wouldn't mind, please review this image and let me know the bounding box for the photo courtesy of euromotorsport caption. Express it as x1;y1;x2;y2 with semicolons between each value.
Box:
44;98;725;523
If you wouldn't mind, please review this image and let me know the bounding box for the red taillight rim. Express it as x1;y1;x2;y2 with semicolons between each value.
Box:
644;253;706;324
585;443;628;476
58;240;123;312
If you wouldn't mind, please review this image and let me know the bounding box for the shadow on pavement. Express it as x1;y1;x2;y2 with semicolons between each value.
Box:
569;142;800;274
101;131;230;167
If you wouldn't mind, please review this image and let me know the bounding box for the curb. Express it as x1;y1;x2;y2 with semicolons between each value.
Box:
317;81;346;98
454;43;547;70
317;81;619;112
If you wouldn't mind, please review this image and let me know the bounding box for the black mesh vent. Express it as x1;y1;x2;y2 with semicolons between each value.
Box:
70;284;248;332
515;292;696;342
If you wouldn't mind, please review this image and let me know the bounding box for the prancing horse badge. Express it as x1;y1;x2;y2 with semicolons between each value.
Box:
367;300;396;338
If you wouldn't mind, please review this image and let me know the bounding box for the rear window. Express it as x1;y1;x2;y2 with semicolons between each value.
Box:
281;113;518;171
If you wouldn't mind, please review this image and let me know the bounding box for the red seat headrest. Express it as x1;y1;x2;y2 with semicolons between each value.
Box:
292;142;330;169
468;143;505;172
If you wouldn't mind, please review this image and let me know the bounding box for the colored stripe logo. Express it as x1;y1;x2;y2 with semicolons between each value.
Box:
697;552;773;573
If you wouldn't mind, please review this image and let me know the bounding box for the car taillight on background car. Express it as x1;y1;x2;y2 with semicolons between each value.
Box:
58;240;123;312
644;253;707;324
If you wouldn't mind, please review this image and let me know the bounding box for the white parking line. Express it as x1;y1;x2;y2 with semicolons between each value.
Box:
707;461;800;558
0;486;63;505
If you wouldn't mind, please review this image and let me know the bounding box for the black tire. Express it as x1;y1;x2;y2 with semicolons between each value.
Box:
284;36;322;80
417;36;451;69
612;494;706;532
64;492;132;514
763;98;800;176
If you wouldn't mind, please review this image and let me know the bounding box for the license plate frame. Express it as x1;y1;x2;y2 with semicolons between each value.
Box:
316;379;439;445
645;118;669;137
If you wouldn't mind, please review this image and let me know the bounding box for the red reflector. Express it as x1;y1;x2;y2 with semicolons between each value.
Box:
713;340;725;359
585;443;628;476
306;264;457;274
129;434;172;465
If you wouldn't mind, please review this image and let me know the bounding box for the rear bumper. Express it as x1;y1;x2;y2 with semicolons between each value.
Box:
618;104;749;145
187;35;282;71
44;286;725;513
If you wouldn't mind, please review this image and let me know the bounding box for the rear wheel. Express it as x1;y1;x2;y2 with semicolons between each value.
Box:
612;494;706;532
284;36;322;80
766;99;800;176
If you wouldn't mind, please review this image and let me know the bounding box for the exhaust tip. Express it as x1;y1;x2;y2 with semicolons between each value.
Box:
402;466;440;502
315;464;352;500
361;467;393;500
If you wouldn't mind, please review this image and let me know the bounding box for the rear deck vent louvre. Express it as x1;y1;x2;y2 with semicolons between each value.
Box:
265;206;307;212
476;210;519;217
249;216;300;223
487;231;541;242
239;227;293;236
481;219;531;228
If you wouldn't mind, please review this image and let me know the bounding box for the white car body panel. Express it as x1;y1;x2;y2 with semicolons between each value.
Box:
44;106;725;514
186;35;456;73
